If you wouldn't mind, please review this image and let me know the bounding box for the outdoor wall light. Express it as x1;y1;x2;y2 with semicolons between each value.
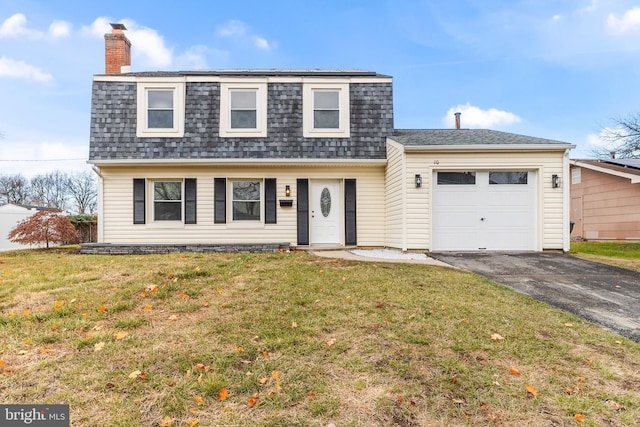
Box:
415;174;422;188
285;185;291;197
552;174;560;188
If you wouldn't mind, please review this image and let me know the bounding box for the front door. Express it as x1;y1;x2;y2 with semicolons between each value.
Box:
311;180;341;244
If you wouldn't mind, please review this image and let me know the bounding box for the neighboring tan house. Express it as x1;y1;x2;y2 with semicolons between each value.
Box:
570;158;640;240
0;204;41;251
86;24;574;254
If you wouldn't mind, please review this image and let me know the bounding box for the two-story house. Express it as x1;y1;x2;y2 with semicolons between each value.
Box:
86;24;574;254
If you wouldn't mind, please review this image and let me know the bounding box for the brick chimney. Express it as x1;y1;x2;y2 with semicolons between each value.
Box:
104;23;131;74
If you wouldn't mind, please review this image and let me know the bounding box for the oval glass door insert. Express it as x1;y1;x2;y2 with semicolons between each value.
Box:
320;188;331;217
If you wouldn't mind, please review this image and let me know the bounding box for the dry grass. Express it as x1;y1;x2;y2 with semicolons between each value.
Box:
0;247;639;426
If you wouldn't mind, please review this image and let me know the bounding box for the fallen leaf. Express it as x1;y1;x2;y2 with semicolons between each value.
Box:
160;416;174;427
272;370;279;379
575;414;584;423
22;309;30;316
146;284;158;293
291;321;297;329
306;391;315;399
128;370;142;379
202;301;210;307
94;342;106;352
258;377;268;385
195;396;204;405
53;301;65;310
0;360;4;369
218;388;228;401
194;363;205;370
345;296;352;302
138;372;147;380
235;346;245;353
410;400;416;406
275;381;281;391
247;393;258;407
187;421;200;427
510;367;521;376
217;288;223;294
114;331;129;340
564;322;574;327
139;292;148;298
168;315;178;321
491;333;504;341
326;338;336;347
197;374;203;384
397;395;403;403
98;304;106;313
525;384;539;396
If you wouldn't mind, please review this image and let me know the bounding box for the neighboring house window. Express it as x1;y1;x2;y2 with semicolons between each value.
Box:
219;82;267;137
572;167;581;184
136;81;185;138
153;181;182;221
232;180;261;221
303;83;350;138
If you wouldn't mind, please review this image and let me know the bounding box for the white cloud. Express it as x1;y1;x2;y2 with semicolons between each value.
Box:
0;56;52;83
80;17;111;38
0;13;43;39
49;20;71;38
586;128;624;150
552;14;563;21
576;0;599;15
217;19;273;51
607;7;640;34
443;103;521;128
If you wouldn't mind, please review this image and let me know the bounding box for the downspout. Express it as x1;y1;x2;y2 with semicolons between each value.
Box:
91;165;104;243
562;149;570;252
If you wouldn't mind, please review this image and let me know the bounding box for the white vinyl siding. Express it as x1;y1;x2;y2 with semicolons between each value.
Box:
98;165;385;246
384;141;406;249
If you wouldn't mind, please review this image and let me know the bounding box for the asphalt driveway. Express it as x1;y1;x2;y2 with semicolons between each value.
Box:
430;252;640;342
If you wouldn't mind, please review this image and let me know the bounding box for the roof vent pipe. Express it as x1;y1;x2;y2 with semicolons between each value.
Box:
454;112;461;129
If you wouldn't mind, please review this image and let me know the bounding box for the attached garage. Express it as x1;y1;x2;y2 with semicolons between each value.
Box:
385;129;574;252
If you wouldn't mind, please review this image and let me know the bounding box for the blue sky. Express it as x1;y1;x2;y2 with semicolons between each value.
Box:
1;0;640;176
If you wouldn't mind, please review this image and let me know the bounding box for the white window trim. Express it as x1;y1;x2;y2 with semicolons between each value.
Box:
219;82;268;137
229;179;263;223
303;83;350;138
136;82;185;138
150;179;184;224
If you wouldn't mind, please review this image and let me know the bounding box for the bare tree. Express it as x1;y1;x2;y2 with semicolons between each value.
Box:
29;171;69;210
595;113;640;159
0;174;30;205
67;171;97;214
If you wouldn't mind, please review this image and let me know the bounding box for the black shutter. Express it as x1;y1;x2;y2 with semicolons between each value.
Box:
345;179;357;245
184;178;197;224
133;178;145;224
265;178;277;224
296;179;309;245
214;178;226;224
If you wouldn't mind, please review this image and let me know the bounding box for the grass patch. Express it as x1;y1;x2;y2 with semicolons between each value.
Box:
571;241;640;271
0;247;638;426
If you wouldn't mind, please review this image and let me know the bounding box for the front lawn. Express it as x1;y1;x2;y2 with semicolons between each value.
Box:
1;248;638;426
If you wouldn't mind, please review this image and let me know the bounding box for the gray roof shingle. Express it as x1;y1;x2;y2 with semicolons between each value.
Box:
390;129;572;147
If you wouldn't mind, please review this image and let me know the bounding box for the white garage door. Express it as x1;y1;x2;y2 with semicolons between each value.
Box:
432;171;537;251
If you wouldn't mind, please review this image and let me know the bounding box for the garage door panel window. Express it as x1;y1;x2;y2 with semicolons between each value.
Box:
489;171;528;185
437;172;476;185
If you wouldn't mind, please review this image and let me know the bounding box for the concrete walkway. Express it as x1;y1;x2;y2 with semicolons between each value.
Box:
310;249;452;267
430;252;640;342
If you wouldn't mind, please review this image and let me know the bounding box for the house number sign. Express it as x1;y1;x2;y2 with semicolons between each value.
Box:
320;188;331;217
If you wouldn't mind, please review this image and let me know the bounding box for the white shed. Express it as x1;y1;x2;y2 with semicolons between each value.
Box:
0;204;41;251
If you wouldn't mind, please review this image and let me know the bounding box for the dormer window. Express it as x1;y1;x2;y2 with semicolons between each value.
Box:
303;83;350;138
219;82;267;137
136;81;185;138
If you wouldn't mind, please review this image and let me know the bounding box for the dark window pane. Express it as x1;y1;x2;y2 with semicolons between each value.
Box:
233;202;260;220
154;202;181;221
314;110;339;129
148;90;173;108
154;182;182;200
233;181;260;200
437;172;476;185
230;110;257;129
148;110;173;128
489;171;528;185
